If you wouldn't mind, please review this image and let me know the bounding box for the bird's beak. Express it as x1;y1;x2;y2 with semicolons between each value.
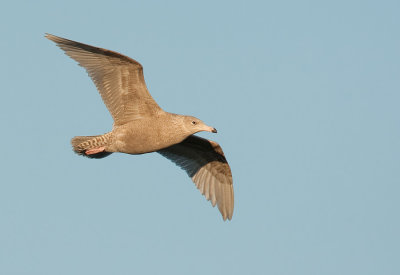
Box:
206;126;217;133
204;125;217;133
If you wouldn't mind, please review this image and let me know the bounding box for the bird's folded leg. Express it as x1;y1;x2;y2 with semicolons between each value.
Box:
85;147;106;155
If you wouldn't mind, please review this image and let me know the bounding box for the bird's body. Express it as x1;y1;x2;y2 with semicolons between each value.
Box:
46;34;234;220
98;113;203;155
111;114;185;154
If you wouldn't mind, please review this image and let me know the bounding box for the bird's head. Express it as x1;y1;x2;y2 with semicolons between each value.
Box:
183;116;217;135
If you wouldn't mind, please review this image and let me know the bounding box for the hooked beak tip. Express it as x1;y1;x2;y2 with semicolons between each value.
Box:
212;128;217;133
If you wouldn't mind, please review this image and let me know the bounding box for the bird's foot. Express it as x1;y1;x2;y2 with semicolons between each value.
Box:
85;147;106;155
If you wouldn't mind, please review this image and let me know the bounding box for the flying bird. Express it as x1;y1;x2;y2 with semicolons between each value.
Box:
45;34;234;220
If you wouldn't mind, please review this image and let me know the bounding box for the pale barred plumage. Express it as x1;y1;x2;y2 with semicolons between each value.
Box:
71;133;113;159
46;34;234;220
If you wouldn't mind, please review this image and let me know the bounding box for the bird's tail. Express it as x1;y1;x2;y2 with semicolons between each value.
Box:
71;132;113;159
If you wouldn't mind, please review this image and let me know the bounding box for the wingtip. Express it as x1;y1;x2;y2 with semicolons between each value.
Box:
44;33;56;41
44;33;66;43
221;205;234;221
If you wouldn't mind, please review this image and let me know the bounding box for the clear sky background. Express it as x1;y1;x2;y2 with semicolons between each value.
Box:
1;0;399;274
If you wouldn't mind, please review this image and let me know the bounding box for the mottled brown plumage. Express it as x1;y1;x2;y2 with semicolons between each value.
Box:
46;34;234;220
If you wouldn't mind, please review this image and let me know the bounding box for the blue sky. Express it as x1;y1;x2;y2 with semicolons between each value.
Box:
1;0;399;274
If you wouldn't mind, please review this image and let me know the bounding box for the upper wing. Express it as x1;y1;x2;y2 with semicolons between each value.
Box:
46;34;162;125
158;135;234;221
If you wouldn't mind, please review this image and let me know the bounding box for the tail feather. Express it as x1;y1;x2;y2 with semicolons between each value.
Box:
71;133;113;159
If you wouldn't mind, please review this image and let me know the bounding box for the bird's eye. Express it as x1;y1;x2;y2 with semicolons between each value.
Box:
191;121;197;125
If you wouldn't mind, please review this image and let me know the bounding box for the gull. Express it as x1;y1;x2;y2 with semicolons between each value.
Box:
46;34;234;220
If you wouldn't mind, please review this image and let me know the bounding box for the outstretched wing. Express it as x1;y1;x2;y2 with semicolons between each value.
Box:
158;135;234;221
46;34;162;125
